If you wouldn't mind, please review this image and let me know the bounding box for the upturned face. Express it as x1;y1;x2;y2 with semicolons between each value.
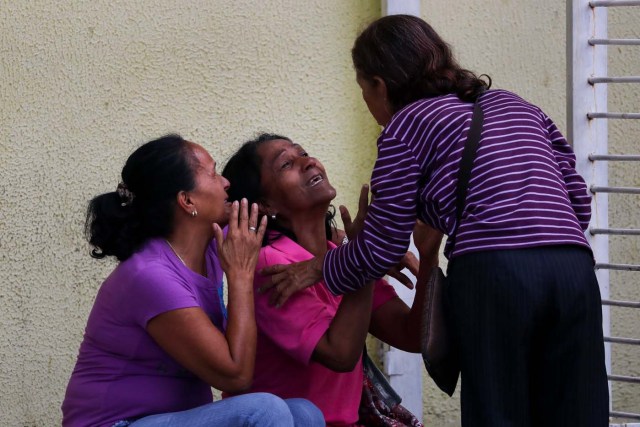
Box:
257;139;336;220
187;142;232;225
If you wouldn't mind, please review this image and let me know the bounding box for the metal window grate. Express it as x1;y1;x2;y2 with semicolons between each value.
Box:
569;0;640;423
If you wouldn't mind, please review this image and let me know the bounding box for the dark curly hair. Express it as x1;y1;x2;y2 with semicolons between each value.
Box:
352;14;491;112
222;133;336;247
85;134;197;261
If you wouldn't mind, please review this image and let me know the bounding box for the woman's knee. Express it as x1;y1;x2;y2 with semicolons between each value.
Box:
285;398;325;427
245;393;294;426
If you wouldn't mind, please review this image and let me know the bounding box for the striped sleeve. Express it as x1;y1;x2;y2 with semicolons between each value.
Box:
323;136;420;295
544;113;592;230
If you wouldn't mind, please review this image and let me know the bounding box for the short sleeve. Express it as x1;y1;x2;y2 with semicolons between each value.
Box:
124;265;200;328
254;248;336;366
372;278;398;311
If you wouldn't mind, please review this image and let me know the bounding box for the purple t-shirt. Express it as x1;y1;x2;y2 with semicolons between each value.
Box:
62;238;227;427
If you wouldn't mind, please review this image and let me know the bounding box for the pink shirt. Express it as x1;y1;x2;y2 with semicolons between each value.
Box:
242;235;397;426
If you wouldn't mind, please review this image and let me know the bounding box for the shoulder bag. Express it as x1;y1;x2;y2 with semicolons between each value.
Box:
420;98;484;397
359;347;424;426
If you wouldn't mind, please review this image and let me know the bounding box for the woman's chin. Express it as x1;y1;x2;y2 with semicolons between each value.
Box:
321;189;337;205
215;210;230;228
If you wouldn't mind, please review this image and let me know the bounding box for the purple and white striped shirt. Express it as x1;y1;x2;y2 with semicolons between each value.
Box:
324;89;592;294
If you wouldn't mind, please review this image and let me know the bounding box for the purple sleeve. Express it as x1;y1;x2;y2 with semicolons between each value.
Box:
544;114;592;231
323;136;421;295
125;266;200;328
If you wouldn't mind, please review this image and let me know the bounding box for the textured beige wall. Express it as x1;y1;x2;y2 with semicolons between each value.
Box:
1;0;637;425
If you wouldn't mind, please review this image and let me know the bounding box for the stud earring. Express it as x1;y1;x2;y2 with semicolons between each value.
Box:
270;213;276;220
191;210;198;217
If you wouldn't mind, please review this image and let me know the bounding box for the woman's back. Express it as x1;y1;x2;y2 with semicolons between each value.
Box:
380;89;591;258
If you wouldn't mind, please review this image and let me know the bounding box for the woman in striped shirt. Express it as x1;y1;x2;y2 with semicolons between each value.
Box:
262;14;608;427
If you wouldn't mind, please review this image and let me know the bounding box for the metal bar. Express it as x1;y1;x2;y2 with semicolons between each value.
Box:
588;112;640;119
602;299;640;308
609;423;640;427
596;262;640;271
610;411;640;421
589;38;640;45
568;0;612;399
590;0;640;6
382;0;420;16
604;336;640;345
589;76;640;84
577;1;638;424
591;185;640;194
590;154;640;161
609;374;640;383
591;227;640;235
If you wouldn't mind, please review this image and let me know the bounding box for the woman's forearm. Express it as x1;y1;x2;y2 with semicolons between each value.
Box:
369;258;433;353
312;282;374;372
224;271;258;388
146;273;257;394
369;226;442;352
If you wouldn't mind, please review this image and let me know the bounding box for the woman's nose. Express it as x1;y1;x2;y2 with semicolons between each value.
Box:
302;156;317;170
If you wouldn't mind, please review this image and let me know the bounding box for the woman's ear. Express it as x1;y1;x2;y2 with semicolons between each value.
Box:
176;190;194;214
258;199;280;220
258;199;271;216
371;76;388;100
371;75;393;125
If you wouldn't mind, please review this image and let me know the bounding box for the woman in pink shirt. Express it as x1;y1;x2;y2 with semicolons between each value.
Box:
222;133;441;426
62;135;324;427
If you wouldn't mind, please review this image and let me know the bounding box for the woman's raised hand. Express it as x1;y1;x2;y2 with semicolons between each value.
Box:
339;184;370;240
213;199;267;281
341;184;420;289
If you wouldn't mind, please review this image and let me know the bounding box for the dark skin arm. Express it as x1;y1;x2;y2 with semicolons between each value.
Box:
311;282;375;372
146;201;267;393
369;221;444;353
311;221;439;370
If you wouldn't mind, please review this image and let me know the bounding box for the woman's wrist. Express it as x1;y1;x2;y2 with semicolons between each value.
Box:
312;254;324;282
226;271;256;288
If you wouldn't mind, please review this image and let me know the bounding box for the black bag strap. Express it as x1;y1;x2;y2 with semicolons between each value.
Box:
449;98;484;250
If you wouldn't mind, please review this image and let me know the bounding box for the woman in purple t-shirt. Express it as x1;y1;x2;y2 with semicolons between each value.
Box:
61;135;324;427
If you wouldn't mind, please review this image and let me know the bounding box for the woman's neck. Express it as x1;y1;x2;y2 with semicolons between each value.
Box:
166;225;211;276
287;209;329;257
